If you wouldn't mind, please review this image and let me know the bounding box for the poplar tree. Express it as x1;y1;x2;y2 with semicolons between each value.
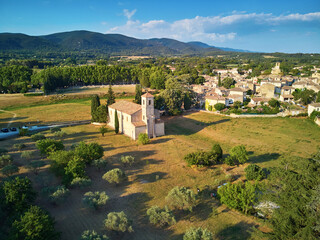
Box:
106;85;115;106
134;84;142;104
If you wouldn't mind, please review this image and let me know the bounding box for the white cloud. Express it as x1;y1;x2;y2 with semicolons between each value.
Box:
106;11;320;44
123;9;136;20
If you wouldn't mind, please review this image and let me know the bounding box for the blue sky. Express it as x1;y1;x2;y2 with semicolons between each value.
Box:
1;0;320;53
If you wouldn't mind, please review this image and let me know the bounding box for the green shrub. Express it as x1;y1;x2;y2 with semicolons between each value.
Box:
208;105;212;111
224;155;237;166
54;131;67;138
36;138;64;155
80;230;109;240
138;133;150;145
183;227;213;240
165;186;197;211
70;177;92;188
229;145;248;164
92;158;108;171
50;127;61;133
102;168;127;184
214;103;226;111
82;191;109;210
120;155;135;166
310;110;320;121
24;92;44;96
0;148;8;155
49;150;75;177
13;143;26;151
184;151;218;167
20;151;34;159
0;154;13;167
49;186;70;205
99;126;108;136
19;128;29;136
245;164;265;181
31;133;46;141
104;211;133;233
146;206;176;227
64;156;86;180
211;144;223;160
1;164;19;177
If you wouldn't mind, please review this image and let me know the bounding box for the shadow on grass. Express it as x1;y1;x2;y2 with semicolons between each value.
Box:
250;153;281;164
216;221;257;240
166;117;230;136
135;171;168;183
61;131;98;145
150;137;173;144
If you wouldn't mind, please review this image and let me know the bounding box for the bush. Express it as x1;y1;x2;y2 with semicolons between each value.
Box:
120;155;135;166
184;151;218;167
26;160;46;174
50;127;61;133
74;141;104;164
19;128;29;136
214;103;226;111
20;150;34;159
138;133;150;145
54;130;67;138
104;211;133;233
49;150;75;177
211;144;223;160
217;182;257;214
224;155;237;166
82;191;109;210
0;154;13;167
49;186;70;205
208;105;212;111
80;230;109;240
13;143;26;151
183;227;213;240
70;177;92;188
268;98;280;108
229;145;248;164
102;168;127;184
146;206;176;227
1;164;19;177
64;156;86;180
0;148;8;155
92;158;108;171
9;205;60;240
31;133;46;141
245;164;265;181
36;138;64;155
310;110;320;121
165;186;197;211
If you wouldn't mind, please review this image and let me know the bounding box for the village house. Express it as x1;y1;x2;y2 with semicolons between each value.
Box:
108;93;165;140
280;86;294;102
260;83;276;98
205;95;228;110
308;103;320;116
249;97;270;107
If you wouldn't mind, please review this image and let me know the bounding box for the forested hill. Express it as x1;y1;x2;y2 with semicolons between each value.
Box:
0;30;223;56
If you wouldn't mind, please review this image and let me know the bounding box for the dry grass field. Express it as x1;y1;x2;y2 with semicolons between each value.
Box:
1;104;319;239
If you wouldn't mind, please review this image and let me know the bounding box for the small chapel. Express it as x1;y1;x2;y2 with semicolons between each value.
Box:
108;93;165;140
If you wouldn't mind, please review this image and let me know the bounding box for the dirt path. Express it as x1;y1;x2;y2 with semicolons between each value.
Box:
0;109;17;128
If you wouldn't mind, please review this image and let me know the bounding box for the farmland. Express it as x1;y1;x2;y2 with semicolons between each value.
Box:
1;91;319;239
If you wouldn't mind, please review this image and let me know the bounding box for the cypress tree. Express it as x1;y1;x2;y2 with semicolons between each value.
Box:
183;94;192;110
91;95;100;122
114;110;119;134
134;84;142;104
218;73;222;87
106;85;115;106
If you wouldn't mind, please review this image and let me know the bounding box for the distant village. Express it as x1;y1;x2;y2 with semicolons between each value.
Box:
183;62;320;124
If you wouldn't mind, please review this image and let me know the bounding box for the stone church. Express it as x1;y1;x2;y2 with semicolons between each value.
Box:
108;93;165;140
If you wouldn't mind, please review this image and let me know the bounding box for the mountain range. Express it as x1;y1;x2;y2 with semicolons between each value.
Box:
0;30;249;56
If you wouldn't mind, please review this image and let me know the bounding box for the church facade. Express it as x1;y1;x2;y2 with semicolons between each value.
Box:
108;93;165;140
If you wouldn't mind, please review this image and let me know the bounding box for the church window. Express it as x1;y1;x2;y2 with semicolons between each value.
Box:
149;100;151;105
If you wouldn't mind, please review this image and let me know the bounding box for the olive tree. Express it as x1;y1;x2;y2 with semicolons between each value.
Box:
146;206;176;227
183;227;213;240
102;168;127;185
82;191;109;210
165;186;197;211
80;230;109;240
104;211;133;233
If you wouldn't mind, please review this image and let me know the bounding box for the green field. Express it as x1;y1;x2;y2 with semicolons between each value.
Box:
0;94;319;239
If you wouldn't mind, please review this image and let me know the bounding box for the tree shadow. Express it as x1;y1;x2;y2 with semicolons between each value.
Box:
216;221;257;240
150;137;173;144
250;153;281;164
135;171;168;183
165;116;230;136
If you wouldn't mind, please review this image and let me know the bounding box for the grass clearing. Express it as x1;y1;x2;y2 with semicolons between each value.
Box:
0;108;319;239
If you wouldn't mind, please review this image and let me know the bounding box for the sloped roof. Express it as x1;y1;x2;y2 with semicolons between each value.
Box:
141;92;154;98
109;101;141;115
230;87;246;92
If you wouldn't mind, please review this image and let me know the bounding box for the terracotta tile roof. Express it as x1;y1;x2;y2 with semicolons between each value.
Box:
282;94;294;98
206;95;226;100
132;121;146;127
109;101;141;115
230;87;247;92
282;86;294;90
141;92;154;98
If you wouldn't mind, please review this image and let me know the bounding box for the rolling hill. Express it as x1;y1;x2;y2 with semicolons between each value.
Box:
0;30;238;56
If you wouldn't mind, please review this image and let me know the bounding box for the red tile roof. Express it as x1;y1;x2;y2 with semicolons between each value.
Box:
109;101;142;115
141;92;154;98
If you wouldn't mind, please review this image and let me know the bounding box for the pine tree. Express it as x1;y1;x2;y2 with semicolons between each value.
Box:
106;85;115;106
134;84;142;104
114;110;119;134
91;95;100;122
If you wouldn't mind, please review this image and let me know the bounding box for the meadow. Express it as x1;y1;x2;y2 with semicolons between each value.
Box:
0;91;319;240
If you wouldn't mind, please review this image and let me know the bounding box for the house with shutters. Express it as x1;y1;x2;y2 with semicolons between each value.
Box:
108;93;165;140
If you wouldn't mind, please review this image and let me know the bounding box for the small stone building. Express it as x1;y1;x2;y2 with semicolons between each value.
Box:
108;93;165;140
